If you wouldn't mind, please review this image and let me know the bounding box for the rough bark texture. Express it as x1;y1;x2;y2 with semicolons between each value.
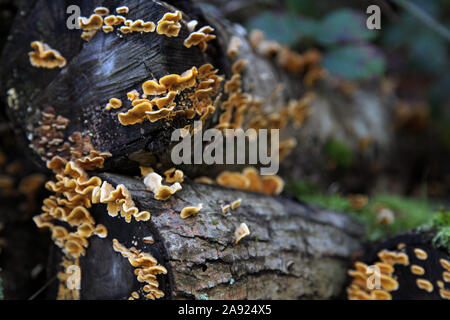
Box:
0;0;399;182
46;173;363;300
358;230;450;300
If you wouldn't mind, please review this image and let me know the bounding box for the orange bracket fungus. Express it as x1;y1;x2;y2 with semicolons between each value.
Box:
28;41;66;69
93;7;110;16
78;14;103;31
184;26;216;52
112;239;167;300
156;11;182;37
164;168;184;184
116;6;129;14
116;64;222;126
212;167;285;195
414;248;428;260
143;171;182;201
180;203;203;219
105;98;122;111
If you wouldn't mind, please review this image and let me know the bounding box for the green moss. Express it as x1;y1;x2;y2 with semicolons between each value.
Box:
289;180;436;241
426;208;450;250
324;138;353;168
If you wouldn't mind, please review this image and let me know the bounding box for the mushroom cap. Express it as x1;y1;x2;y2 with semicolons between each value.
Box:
78;14;103;31
234;222;250;244
180;203;203;219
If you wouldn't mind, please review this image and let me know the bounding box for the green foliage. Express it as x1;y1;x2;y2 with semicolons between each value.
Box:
246;7;385;81
324;139;353;168
322;44;385;81
289;180;436;242
427;208;450;250
382;13;449;75
315;9;377;45
246;11;303;46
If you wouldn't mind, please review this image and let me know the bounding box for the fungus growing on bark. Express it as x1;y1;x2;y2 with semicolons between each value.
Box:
164;168;184;184
221;204;231;215
142;236;154;244
102;25;114;33
120;26;132;34
154;183;182;201
378;249;410;265
416;279;434;292
261;176;284;195
97;182;150;223
116;64;221;126
112;239;167;300
93;7;110;16
410;265;425;275
28;41;66;69
414;248;428;260
234;223;250;244
347;258;399;300
143;172;181;201
78;14;103;31
81;30;97;42
231;199;242;210
195;177;215;184
118;102;154;125
376;208;395;225
143;172;163;192
180;203;203;219
227;36;241;58
231;59;248;75
105;98;122;111
216;171;250;190
127;90;140;101
440;259;450;272
212;167;285;195
184;26;216;52
104;15;117;26
116;6;129;14
156;11;182;37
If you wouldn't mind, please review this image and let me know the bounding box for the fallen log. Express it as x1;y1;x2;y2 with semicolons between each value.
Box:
45;173;364;300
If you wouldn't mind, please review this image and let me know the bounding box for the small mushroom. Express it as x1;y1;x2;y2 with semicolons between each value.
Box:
234;223;250;244
180;203;203;219
78;14;103;31
93;7;110;16
416;279;434;292
116;6;129;14
414;248;428;260
28;41;67;69
410;265;425;275
230;199;242;210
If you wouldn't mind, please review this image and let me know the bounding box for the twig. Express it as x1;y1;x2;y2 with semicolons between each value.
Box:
28;275;57;300
391;0;450;41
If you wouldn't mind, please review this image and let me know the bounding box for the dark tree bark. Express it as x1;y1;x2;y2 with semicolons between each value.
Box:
2;0;447;301
45;173;363;300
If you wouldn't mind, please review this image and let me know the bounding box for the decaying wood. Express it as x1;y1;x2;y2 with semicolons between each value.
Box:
1;0;400;183
45;173;363;300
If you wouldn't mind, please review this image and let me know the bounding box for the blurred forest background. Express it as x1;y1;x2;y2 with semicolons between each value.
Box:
0;0;449;299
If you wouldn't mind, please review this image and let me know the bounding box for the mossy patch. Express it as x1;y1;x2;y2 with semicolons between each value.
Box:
424;208;450;250
288;180;440;242
324;138;353;168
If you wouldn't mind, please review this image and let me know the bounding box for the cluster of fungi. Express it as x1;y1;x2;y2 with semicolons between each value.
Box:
24;2;418;301
347;245;450;300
